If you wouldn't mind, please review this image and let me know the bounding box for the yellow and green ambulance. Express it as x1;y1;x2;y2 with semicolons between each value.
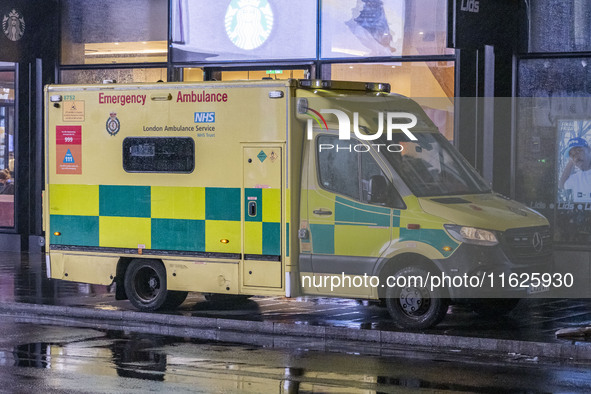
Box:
44;79;552;329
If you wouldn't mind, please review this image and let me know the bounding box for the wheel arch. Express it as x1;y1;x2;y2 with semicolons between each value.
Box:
375;252;443;299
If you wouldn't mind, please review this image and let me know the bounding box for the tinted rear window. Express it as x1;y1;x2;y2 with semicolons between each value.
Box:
123;137;195;173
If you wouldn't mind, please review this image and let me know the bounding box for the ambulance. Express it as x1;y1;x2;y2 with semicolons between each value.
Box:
44;79;552;329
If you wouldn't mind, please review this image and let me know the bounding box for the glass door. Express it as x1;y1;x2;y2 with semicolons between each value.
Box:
0;65;15;228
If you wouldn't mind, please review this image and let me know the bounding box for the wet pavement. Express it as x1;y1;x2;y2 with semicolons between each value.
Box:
4;318;591;393
1;252;591;346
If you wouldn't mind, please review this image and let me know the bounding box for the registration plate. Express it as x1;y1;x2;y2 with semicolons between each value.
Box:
527;284;550;294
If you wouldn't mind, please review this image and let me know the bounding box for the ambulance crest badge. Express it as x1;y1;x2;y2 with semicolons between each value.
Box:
106;112;120;136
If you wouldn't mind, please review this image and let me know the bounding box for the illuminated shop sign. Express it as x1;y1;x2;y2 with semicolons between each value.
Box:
225;0;274;50
171;0;316;62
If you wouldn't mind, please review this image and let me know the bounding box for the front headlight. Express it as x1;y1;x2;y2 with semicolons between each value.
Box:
444;224;499;246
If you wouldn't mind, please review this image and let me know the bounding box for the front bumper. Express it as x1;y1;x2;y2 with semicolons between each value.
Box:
432;243;554;300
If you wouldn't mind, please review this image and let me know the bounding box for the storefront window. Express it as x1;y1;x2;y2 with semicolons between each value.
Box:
517;57;591;246
0;64;15;228
220;69;307;81
183;68;307;82
61;0;168;65
528;0;591;53
184;68;204;82
330;61;454;140
61;68;167;84
321;0;452;59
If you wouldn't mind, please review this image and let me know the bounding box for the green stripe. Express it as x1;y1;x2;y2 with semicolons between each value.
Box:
286;223;289;257
393;213;400;227
399;228;458;257
151;219;205;251
100;185;151;218
310;224;334;254
205;187;240;221
50;215;99;246
334;196;390;227
262;222;280;255
336;196;390;214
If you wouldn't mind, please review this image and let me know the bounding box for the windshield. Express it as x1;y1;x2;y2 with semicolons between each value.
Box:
382;132;491;197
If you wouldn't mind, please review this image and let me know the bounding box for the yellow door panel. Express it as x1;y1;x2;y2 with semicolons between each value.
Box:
243;260;282;288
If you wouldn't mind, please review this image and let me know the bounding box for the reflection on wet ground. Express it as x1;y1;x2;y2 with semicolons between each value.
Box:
4;337;507;392
3;322;591;393
1;253;591;344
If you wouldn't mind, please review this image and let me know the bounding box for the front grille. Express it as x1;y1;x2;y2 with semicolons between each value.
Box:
501;226;553;262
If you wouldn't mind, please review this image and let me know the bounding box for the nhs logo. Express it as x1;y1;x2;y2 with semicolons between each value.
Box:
194;112;215;123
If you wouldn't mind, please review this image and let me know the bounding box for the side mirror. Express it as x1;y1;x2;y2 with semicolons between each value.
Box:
369;175;388;204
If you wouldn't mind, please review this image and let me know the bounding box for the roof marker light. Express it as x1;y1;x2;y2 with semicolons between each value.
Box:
269;90;284;99
365;83;391;93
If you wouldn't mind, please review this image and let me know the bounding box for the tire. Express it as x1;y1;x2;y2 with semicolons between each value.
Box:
204;294;252;304
385;266;449;330
472;299;520;317
124;259;169;312
162;291;189;310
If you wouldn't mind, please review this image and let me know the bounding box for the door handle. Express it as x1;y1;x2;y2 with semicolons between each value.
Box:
313;209;333;216
150;93;172;101
248;201;257;217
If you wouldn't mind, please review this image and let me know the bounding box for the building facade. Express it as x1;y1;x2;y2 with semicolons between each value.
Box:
0;1;587;275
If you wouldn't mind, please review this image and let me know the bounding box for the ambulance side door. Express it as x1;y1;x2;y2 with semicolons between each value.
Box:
306;134;399;297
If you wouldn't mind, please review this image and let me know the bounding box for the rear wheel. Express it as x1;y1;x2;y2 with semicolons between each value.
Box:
162;291;189;309
124;259;170;311
385;266;449;330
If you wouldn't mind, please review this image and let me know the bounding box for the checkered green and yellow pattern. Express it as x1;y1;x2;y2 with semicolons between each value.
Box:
49;184;282;256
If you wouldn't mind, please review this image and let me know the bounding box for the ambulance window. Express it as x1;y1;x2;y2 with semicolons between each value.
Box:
361;153;404;208
361;153;386;202
317;135;359;200
123;137;194;173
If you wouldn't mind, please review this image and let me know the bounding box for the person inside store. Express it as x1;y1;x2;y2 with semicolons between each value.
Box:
0;169;14;195
559;137;591;202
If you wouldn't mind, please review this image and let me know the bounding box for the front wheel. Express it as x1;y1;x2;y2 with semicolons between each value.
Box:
125;259;170;312
385;266;449;330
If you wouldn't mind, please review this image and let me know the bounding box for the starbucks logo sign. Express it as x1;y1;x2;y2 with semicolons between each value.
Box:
2;9;25;42
225;0;273;50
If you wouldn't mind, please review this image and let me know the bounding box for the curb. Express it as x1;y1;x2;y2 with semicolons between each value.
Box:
1;302;590;361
